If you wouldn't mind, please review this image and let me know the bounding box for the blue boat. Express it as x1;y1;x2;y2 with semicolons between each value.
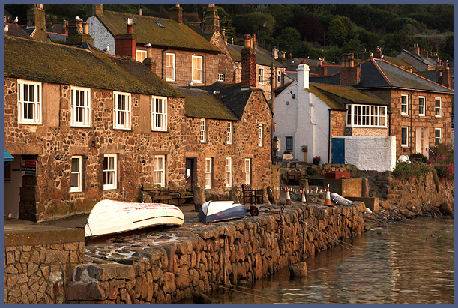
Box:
199;201;247;223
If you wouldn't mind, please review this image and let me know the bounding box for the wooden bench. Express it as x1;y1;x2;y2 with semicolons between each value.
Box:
241;184;264;205
140;184;187;206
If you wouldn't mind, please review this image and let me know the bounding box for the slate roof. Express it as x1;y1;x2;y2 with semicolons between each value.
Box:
95;10;219;53
4;23;29;38
359;58;453;93
179;87;238;121
4;36;178;97
227;44;285;68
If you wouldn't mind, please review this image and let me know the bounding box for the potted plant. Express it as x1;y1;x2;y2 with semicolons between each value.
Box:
313;156;321;165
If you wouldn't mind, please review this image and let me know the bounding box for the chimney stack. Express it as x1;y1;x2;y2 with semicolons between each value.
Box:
374;46;383;59
115;18;137;61
94;4;103;16
175;4;183;24
437;62;452;89
297;64;310;90
241;34;257;88
339;53;361;86
203;3;220;35
27;4;48;42
281;51;286;60
414;43;421;56
66;16;93;46
318;58;328;77
63;19;68;36
273;48;279;60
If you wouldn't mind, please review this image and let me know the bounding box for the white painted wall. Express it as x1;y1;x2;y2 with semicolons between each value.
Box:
274;63;331;163
87;16;115;55
334;136;396;172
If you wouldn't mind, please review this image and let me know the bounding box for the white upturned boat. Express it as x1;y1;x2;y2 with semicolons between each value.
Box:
199;201;247;223
85;199;184;237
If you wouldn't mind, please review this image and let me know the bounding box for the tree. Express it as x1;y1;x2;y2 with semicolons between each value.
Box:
275;27;302;55
327;16;355;47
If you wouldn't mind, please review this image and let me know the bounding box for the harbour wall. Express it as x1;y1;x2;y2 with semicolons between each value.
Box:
66;203;365;303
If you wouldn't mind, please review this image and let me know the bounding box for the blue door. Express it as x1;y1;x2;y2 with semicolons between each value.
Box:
331;138;345;164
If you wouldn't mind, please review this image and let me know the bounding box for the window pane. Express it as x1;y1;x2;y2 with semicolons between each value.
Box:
70;173;79;188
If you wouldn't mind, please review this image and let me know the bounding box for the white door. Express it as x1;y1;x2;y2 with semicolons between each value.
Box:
423;128;430;158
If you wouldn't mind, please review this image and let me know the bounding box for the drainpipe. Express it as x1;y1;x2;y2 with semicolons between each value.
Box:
328;109;331;163
410;92;413;154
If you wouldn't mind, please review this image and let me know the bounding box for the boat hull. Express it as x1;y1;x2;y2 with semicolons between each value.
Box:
199;201;247;223
85;199;184;237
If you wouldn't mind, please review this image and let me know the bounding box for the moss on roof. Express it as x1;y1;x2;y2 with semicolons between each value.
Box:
311;83;386;106
227;44;285;68
97;10;219;53
180;87;237;121
4;36;178;97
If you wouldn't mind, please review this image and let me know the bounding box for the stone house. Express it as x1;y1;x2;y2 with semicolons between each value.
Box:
274;63;388;164
3;34;272;222
87;4;221;87
358;57;454;157
195;4;287;101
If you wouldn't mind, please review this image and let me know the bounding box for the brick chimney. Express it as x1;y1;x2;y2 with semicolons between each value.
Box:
94;4;103;16
241;34;256;88
66;16;93;46
203;3;221;35
175;4;183;24
339;53;361;86
27;4;48;42
115;18;136;61
318;58;328;76
437;62;452;89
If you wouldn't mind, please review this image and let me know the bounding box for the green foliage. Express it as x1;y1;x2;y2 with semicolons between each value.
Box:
392;162;432;179
275;27;302;54
409;153;428;164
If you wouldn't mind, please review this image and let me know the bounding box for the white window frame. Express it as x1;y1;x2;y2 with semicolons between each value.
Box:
401;94;409;116
435;97;442;118
346;104;388;128
258;123;263;147
204;157;212;190
401;127;409;148
435;128;442;145
153;155;166;187
192;55;203;83
17;79;42;125
244;158;251;185
226;122;233;145
113;91;132;130
136;49;147;63
418;96;426;117
165;53;176;82
103;154;117;191
277;70;282;83
200;118;207;143
70;156;83;193
218;73;225;82
70;86;91;127
225;157;232;188
151;96;167;131
258;67;265;84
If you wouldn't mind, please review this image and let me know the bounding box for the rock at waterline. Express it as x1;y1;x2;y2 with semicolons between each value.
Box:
289;261;308;279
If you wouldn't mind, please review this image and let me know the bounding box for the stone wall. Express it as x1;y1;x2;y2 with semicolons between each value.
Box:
183;89;272;198
66;203;365;304
3;224;85;304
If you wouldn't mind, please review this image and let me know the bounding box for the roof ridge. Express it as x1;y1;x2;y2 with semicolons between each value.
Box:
378;57;453;92
370;58;394;87
103;9;174;23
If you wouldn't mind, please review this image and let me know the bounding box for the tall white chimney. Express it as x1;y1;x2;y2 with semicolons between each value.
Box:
297;64;310;89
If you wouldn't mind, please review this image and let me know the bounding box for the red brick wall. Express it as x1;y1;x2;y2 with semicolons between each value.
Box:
136;46;219;87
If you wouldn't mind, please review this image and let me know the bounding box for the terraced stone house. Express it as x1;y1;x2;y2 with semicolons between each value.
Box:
3;33;272;221
88;4;221;87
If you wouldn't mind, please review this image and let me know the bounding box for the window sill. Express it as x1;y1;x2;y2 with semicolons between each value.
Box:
18;121;42;125
152;129;169;133
435;115;443;118
400;113;409;117
401;145;409;148
113;127;132;131
69;189;83;193
71;125;92;128
103;186;117;191
419;114;426;117
192;80;203;84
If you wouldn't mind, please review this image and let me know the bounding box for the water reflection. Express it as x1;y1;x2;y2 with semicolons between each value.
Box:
213;218;454;304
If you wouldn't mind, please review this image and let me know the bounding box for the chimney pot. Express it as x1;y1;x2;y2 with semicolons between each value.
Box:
244;34;252;49
138;8;142;16
127;18;134;34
